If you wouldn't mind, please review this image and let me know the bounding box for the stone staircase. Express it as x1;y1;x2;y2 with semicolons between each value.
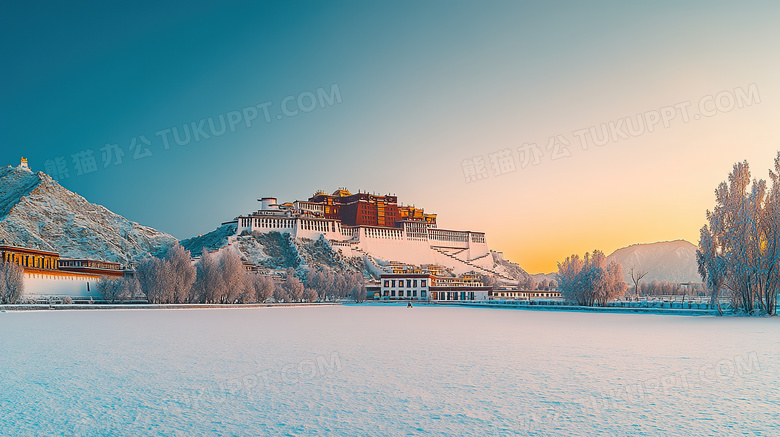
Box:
353;247;391;275
432;247;514;281
467;252;492;262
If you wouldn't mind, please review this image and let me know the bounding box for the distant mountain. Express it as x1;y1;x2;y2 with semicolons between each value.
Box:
531;272;557;284
607;240;701;284
0;163;176;264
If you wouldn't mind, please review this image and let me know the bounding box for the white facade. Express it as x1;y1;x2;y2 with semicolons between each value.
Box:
379;274;492;302
235;195;496;276
380;275;431;300
23;271;102;299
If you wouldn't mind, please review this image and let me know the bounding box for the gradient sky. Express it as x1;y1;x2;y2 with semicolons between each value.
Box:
2;1;780;273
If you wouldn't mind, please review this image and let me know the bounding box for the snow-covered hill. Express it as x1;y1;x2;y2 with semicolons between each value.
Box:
181;226;370;277
0;164;176;264
606;240;701;284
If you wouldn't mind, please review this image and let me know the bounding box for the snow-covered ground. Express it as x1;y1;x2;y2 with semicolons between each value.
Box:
1;306;778;436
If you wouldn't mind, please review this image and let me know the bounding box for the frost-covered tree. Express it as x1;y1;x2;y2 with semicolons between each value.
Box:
284;268;304;302
556;254;584;304
697;153;780;315
136;257;170;304
303;287;319;302
192;248;224;304
218;250;248;304
332;273;348;300
135;244;195;304
317;270;335;301
97;277;123;302
273;281;289;302
166;244;196;304
518;275;537;291
349;279;367;303
252;275;275;303
593;256;626;306
0;260;24;304
238;276;257;303
556;251;626;306
97;276;142;302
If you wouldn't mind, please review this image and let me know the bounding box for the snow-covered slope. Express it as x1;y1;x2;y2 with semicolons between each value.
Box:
0;164;176;264
182;227;369;276
607;240;700;284
492;251;531;284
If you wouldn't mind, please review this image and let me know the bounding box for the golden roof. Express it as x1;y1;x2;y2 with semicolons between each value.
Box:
332;188;352;197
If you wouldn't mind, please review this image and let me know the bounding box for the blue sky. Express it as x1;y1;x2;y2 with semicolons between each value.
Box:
3;1;780;272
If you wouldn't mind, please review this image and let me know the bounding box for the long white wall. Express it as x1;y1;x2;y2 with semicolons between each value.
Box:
23;272;102;299
237;216;344;241
238;215;495;276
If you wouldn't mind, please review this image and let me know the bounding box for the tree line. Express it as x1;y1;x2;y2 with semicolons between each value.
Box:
98;244;367;304
517;276;557;291
632;280;704;296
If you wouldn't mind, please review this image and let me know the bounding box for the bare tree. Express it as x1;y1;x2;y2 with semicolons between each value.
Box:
629;268;648;298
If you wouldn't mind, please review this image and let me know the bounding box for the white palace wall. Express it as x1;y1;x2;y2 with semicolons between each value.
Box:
237;214;494;275
23;271;103;299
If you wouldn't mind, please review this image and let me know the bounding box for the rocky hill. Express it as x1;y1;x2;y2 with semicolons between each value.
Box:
607;240;701;284
0;163;176;265
181;226;370;277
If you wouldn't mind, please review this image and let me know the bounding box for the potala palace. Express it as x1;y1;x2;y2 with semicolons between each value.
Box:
229;188;511;280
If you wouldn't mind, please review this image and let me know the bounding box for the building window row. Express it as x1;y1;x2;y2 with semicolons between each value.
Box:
253;218;294;229
365;228;403;240
382;289;426;298
302;219;334;233
383;279;427;288
429;230;469;243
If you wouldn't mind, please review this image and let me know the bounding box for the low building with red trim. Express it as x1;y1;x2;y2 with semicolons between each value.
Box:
0;245;128;299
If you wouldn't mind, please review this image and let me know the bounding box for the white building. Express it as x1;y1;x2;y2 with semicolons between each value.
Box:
1;245;126;300
231;189;504;278
379;273;492;302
